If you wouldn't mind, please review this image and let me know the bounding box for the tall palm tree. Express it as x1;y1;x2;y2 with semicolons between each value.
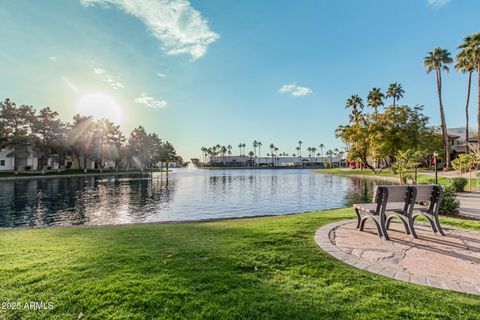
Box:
311;147;317;162
345;94;364;123
227;145;232;163
424;47;453;169
298;140;302;157
459;33;480;145
248;150;254;164
367;87;385;119
456;46;476;152
252;140;258;165
269;143;275;166
326;149;333;168
200;147;207;163
386;82;404;111
257;141;262;164
220;145;227;165
319;144;324;160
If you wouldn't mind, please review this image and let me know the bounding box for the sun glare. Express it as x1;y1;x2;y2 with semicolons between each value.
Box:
74;93;123;124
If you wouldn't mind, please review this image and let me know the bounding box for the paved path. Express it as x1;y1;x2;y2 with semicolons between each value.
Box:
456;191;480;217
315;220;480;295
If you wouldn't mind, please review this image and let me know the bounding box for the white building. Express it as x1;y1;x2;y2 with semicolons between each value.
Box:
207;155;344;167
0;147;39;171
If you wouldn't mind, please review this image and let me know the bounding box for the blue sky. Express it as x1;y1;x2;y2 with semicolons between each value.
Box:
0;0;479;159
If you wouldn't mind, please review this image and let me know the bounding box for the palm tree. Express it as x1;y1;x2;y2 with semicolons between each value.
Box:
424;47;453;169
220;145;227;165
386;82;404;111
238;143;243;156
326;149;333;168
367;88;385;119
295;146;301;166
252;140;258;165
345;94;364;123
311;147;317;162
248;150;254;164
319;144;324;160
257;141;262;165
227;145;232;163
456;46;476;153
298;140;303;158
459;33;480;145
200;147;207;165
269;143;275;166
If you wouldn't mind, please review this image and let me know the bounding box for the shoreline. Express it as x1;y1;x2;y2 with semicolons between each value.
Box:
314;171;400;183
0;207;348;231
0;170;167;181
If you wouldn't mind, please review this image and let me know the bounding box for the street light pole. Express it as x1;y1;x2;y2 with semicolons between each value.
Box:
433;151;438;185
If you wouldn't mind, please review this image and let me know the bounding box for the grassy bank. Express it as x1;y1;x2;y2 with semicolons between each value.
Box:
0;209;479;319
314;168;471;186
0;168;167;178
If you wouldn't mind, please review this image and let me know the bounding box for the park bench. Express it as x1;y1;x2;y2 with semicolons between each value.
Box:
354;185;444;240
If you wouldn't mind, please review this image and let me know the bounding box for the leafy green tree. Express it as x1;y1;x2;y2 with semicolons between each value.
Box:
452;154;476;175
424;47;453;169
392;149;422;184
69;114;95;172
159;141;177;170
0;99;35;173
32;107;65;173
128;126;149;169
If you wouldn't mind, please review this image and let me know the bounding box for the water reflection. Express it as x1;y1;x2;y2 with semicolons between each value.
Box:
0;169;382;228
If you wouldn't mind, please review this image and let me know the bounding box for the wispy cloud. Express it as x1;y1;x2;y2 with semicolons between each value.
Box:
134;93;168;109
49;56;57;61
92;67;125;89
279;83;312;97
427;0;451;8
156;72;167;78
80;0;219;60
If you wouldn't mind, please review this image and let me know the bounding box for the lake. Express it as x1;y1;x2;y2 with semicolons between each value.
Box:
0;169;381;228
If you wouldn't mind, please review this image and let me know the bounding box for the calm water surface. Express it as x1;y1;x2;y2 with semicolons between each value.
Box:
0;169;380;228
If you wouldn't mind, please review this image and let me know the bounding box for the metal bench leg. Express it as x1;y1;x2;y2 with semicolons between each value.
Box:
359;217;368;231
355;208;361;229
434;214;445;236
424;215;438;233
386;216;393;230
379;216;390;241
407;217;418;239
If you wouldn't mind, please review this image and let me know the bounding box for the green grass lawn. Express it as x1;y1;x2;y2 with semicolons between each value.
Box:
314;168;480;187
0;209;479;319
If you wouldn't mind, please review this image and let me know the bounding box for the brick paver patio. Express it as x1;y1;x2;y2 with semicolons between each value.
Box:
315;219;480;295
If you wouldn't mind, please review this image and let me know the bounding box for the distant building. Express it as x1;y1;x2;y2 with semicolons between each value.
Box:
206;155;344;167
0;146;39;171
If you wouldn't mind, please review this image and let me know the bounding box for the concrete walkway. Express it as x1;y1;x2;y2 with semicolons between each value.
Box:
456;191;480;218
315;220;480;295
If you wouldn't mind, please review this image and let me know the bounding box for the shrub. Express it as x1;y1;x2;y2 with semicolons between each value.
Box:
438;185;460;216
449;177;468;192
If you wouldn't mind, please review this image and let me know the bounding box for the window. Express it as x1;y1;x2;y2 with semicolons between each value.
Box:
0;160;5;166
